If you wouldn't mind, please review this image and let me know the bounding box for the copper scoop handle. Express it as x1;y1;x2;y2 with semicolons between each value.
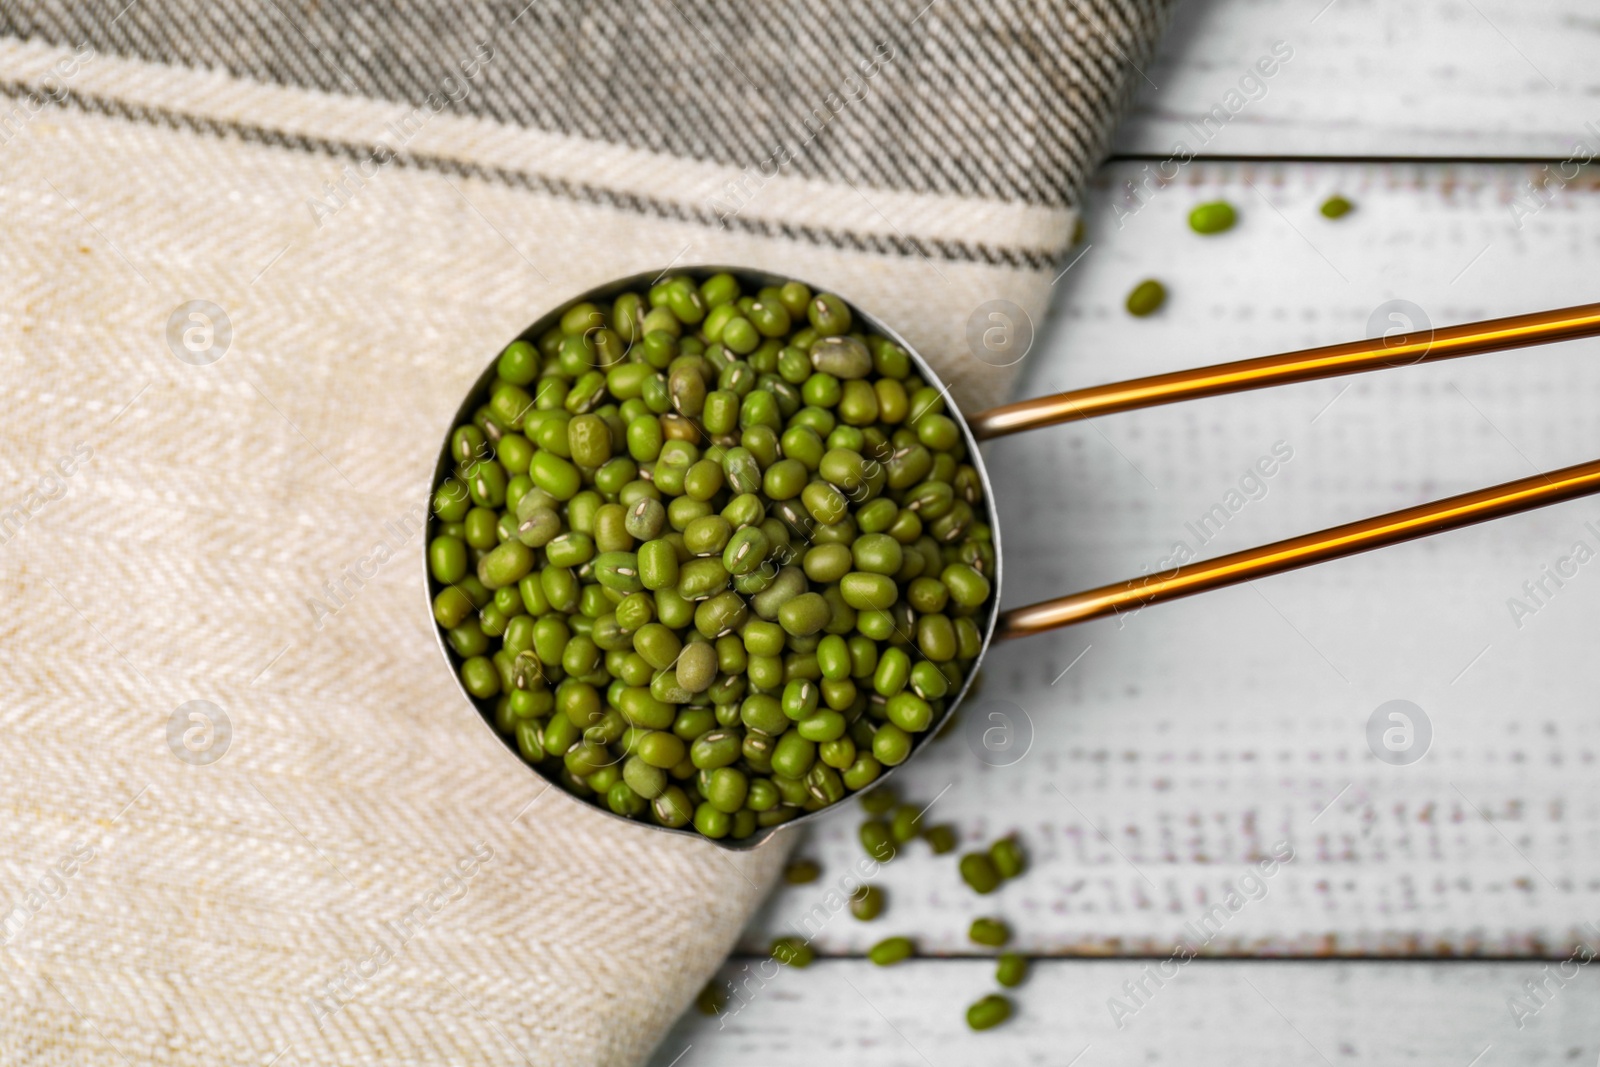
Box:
978;302;1600;640
970;302;1600;440
995;457;1600;640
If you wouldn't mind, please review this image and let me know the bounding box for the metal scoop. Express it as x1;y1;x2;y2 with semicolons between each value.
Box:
430;266;1600;848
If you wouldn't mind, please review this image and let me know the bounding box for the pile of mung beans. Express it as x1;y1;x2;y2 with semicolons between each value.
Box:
702;790;1030;1030
1125;195;1355;317
427;272;995;840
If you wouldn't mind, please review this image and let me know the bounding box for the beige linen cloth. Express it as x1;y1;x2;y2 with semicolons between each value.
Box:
0;2;1173;1063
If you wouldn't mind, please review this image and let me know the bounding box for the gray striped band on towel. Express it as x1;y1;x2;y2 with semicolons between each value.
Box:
2;0;1173;268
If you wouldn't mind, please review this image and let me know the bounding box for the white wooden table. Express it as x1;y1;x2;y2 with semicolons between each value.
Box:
652;1;1600;1061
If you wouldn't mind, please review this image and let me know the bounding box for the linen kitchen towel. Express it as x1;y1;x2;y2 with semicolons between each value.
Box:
0;1;1175;1063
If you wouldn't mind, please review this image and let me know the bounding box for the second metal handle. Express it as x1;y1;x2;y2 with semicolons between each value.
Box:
997;449;1600;641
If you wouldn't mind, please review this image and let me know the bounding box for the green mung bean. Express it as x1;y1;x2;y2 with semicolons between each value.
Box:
1125;279;1166;317
859;785;898;815
965;993;1012;1031
969;917;1010;946
923;823;957;854
959;852;1002;894
770;936;814;968
429;536;468;583
1188;200;1237;234
995;952;1028;988
868;936;914;966
695;981;726;1016
990;836;1026;879
859;818;896;862
871;722;912;766
676;641;718;692
783;859;821;885
850;884;885;920
1320;194;1353;219
888;803;921;844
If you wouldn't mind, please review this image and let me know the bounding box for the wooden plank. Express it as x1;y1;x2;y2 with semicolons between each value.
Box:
1113;0;1600;159
743;159;1600;957
650;959;1600;1066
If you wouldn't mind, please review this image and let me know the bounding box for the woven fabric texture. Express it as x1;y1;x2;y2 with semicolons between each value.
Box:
0;2;1173;1063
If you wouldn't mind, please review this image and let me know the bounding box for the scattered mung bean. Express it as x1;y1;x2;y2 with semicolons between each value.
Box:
695;981;726;1015
923;823;958;854
990;836;1025;879
966;993;1012;1030
1125;279;1166;317
995;952;1028;988
850;884;885;920
784;859;821;885
959;851;1001;894
859;818;896;863
868;936;914;966
770;936;815;968
1188;200;1237;235
888;803;922;844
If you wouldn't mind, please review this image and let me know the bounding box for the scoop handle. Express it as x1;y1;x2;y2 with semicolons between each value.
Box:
969;302;1600;440
996;456;1600;640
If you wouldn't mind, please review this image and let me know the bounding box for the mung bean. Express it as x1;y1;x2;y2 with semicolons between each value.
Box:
966;993;1012;1031
1125;279;1166;317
